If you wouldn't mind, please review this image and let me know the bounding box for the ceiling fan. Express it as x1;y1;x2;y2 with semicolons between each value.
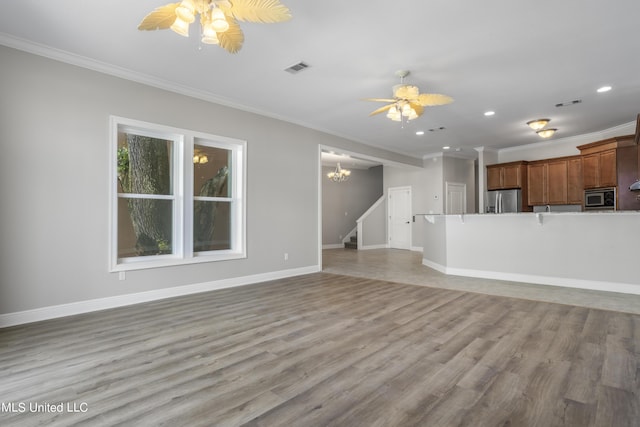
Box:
138;0;292;54
364;70;454;122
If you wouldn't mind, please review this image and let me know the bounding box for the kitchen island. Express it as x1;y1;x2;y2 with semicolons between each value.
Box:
421;212;640;295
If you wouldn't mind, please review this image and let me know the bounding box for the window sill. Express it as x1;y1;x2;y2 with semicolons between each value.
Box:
110;252;246;272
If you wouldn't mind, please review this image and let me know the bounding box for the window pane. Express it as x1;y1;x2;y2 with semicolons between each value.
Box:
118;198;173;258
194;201;231;252
193;145;231;198
117;131;173;195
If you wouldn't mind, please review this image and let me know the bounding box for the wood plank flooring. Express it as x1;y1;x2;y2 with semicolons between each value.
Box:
1;273;638;426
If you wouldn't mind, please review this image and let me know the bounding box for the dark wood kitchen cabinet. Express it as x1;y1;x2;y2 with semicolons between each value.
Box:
567;157;583;204
582;150;616;189
487;161;527;190
617;144;640;210
547;160;568;204
527;156;582;206
577;136;632;189
527;162;546;205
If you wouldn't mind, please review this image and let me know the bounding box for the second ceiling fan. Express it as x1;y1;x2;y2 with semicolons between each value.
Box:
365;70;453;122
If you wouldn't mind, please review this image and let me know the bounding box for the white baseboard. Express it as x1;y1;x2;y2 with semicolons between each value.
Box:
359;244;388;250
422;258;640;296
322;244;344;249
0;265;320;328
421;258;447;274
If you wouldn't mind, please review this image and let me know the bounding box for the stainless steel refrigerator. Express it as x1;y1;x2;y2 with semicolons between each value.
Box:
486;189;522;213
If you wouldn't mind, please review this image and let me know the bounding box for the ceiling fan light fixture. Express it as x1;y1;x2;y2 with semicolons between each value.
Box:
175;3;196;23
138;0;291;53
527;119;550;131
536;128;557;138
364;69;453;125
210;8;230;33
387;106;402;121
170;17;190;37
201;27;219;44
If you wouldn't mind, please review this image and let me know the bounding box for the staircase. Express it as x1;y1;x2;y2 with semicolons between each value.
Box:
344;233;358;249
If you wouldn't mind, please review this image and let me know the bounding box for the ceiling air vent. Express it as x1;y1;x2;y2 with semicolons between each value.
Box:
555;99;582;108
284;62;310;74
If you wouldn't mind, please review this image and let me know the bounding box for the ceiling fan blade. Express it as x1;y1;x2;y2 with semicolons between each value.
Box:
217;17;244;53
369;104;394;116
225;0;292;23
409;103;425;117
363;98;397;103
416;93;454;106
138;2;180;30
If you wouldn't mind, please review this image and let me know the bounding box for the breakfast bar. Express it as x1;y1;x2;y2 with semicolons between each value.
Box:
421;212;640;295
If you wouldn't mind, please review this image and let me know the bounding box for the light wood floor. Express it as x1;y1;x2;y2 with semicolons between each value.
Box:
323;248;640;315
1;271;639;426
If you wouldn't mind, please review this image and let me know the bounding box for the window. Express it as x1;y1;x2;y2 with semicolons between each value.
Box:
109;116;246;271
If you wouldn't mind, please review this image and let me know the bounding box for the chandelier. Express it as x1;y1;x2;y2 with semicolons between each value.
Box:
327;163;351;182
193;154;209;164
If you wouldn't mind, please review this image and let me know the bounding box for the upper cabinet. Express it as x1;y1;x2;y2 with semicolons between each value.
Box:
527;156;582;206
567;157;584;204
577;136;636;189
581;150;617;189
487;161;527;190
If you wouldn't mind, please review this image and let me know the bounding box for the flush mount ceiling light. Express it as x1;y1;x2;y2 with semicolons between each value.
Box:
597;85;612;93
536;128;557;138
484;111;495;116
327;163;351;183
527;119;550;131
138;0;292;54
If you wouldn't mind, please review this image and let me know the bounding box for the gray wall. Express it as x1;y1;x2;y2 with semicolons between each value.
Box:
361;199;387;247
322;165;383;245
0;46;418;315
384;158;444;249
443;156;476;214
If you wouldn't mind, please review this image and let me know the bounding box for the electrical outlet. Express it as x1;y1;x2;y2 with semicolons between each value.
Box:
118;271;126;281
284;253;288;261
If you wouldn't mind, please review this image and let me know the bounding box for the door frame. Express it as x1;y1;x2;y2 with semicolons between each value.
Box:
445;181;467;214
387;186;412;250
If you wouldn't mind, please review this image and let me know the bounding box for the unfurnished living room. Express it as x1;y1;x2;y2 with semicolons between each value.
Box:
1;1;639;426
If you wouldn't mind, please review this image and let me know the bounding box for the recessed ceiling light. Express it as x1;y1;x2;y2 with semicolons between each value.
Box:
484;111;495;116
416;131;425;136
442;146;450;150
597;85;612;93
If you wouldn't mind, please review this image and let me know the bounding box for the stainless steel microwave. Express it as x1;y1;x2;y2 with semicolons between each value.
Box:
584;187;616;210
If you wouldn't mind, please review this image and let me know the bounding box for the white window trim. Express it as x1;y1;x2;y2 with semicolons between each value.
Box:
109;116;246;272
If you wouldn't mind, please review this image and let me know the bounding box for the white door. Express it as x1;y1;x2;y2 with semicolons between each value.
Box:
388;186;412;250
446;182;467;214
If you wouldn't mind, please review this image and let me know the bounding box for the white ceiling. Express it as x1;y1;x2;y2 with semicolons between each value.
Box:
2;0;640;160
